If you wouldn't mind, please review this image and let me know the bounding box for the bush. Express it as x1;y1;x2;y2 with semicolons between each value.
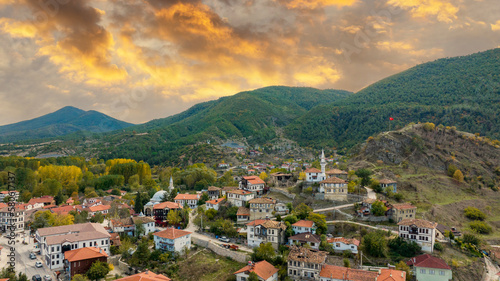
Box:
433;242;444;251
343;258;350;268
464;207;486;221
469;221;492;234
343;250;352;259
362;231;387;257
462;233;481;246
388;237;421;257
423;122;435;131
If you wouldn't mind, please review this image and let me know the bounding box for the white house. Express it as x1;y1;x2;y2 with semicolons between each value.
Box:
174;193;201;209
205;198;225;211
246;219;287;249
132;216;156;236
240;176;266;195
0;190;19;202
227;189;255;207
35;223;110;269
85;205;111;218
153;228;192;254
407;254;452;281
379;179;397;193
319;177;348;201
398;219;437;253
237;207;250;222
0;205;24;233
234;260;279;281
319;265;405;281
292;220;316;234
327;237;360;254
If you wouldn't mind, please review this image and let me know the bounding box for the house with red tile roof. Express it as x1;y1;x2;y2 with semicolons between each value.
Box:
64;247;108;279
327;237;360;254
387;203;417;223
325;169;348;180
319;265;405;281
0;190;19;201
206;198;226;211
407;254;452;281
319;177;348;201
249;197;276;220
85;204;111;218
227;189;255;207
288;246;328;280
234;260;278;281
28;196;55;208
174;193;200;209
237;207;250;222
153;228;192;254
246;219;287;249
379;179;397;193
50;205;83;216
114;271;171;281
151;201;181;221
289;233;322;250
292;220;316;234
240;176;266;195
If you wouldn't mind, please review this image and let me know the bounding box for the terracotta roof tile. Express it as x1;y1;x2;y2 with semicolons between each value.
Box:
320;264;379;280
174;194;200;200
249;197;276;204
289;233;321;243
406;254;451;270
237;207;250;216
377;269;406;281
327;237;360;246
246;219;287;230
288;246;328;264
234;260;278;280
391;203;416;210
320;177;347;184
153;228;191;240
379;179;397;184
243;176;265;185
292;220;315;228
228;189;253;195
325;169;348;175
153;202;181;210
114;271;171;281
305;168;322;173
64;247;108;262
206;198;226;205
207;186;221;191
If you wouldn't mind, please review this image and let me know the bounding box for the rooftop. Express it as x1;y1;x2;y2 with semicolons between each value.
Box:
407;254;451;270
249;197;276;204
391;203;416;210
320;176;347;184
64;247;108;262
289;233;321;243
292;220;315;228
153;228;192;240
153;201;181;210
234;260;278;280
398;219;438;229
246;219;287;230
288;246;328;264
319;264;378;281
207;186;221;191
174;193;200;200
305;168;322;173
327;237;360;246
206;198;226;205
325;169;348;175
243;176;265;185
114;271;171;281
237;207;250;216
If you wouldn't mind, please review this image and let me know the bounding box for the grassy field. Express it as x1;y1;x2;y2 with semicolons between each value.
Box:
174;249;246;281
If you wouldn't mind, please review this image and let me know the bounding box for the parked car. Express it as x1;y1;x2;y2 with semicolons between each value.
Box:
218;236;230;243
35;261;42;268
43;275;52;281
29;253;36;260
32;275;41;281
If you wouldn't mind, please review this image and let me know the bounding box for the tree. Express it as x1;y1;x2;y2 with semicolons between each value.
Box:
131;239;150;265
355;169;372;187
259;172;268;181
469;221;492;234
55;190;65;205
453;170;464;182
167;210;182;225
72;275;90;281
307;213;327;234
293;203;313;220
362;231;387;257
248;272;259;281
343;258;350;268
135;222;145;238
134;192;145;214
90;212;105;223
198;192;209;205
86;261;110;281
371;201;387;216
395;260;413;281
251;242;276;262
388;237;421;257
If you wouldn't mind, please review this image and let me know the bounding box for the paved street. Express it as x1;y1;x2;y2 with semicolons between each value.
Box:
0;233;54;280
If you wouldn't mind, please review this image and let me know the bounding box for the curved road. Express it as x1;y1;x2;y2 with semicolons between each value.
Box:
326;220;399;235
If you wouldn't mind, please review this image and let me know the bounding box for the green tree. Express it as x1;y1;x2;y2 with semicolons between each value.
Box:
464;207;486;221
135;222;145;238
293;203;313;220
469;221;492;234
251;242;276;262
388;237;421;257
134;192;145;214
371;201;387;216
362;231;387;257
307;213;327;234
355;169;372;187
395;260;413;281
248;272;259;281
167;210;182;225
453;169;464;182
86;261;110;281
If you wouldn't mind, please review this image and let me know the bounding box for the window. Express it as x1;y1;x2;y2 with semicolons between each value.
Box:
51;247;54;252
440;271;445;275
420;269;426;274
429;270;435;275
83;243;86;247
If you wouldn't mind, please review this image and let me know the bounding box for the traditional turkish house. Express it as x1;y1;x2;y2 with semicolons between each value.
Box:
153;202;181;222
269;172;293;187
240;176;267;195
319;177;348;201
379;179;397;193
319;265;405;281
249;197;277;220
327;237;360;254
292;220;316;234
287;246;328;280
0;190;19;201
246;219;287;249
206;198;226;211
407;254;452;281
207;186;222;200
398;219;437;253
28;196;55;208
174;193;201;209
288;233;322;250
227;189;255;207
110;218;135;236
221;186;239;197
234;260;279;281
387;203;417;223
153;228;192;254
63;247;108;279
0;205;25;233
131;216;156;236
36;223;111;270
237;207;250;222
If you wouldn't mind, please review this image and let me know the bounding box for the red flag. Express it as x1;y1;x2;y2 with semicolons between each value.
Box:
389;117;394;121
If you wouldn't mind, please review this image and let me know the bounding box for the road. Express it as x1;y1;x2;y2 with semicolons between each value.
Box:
0;233;53;279
325;220;399;235
364;187;376;199
482;256;499;281
313;202;360;213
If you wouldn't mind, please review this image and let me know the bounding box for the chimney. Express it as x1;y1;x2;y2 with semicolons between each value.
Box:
99;248;102;253
145;270;149;275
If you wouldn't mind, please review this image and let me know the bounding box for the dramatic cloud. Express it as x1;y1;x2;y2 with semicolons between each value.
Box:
0;0;499;125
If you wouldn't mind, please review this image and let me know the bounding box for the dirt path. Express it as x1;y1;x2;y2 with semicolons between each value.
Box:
482;256;499;281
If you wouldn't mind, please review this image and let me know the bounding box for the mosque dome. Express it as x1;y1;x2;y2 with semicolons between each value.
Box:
151;190;168;202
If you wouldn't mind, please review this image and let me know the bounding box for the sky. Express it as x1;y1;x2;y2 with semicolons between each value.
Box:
0;0;499;126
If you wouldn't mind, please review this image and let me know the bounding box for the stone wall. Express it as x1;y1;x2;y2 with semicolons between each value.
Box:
192;236;249;263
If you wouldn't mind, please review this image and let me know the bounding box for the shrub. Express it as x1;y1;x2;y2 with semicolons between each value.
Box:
343;258;350;268
388;237;421;257
464;207;486;221
469;221;492;234
462;233;481;246
453;170;464;183
423;122;435;131
433;242;444;251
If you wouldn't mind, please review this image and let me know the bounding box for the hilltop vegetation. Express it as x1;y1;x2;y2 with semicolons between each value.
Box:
350;123;500;241
287;48;500;150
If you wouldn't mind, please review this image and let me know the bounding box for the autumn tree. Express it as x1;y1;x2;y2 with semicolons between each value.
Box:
395;261;413;281
86;261;110;281
453;170;464;183
371;201;387;216
167;210;182;225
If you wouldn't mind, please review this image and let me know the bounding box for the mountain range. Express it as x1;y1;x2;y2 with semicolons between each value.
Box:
1;48;500;164
0;106;133;143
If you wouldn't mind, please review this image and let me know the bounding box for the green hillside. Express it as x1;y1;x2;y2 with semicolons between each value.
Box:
0;106;134;143
95;86;351;163
286;48;500;150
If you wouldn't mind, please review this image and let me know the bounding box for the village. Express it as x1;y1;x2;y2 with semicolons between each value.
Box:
0;149;482;281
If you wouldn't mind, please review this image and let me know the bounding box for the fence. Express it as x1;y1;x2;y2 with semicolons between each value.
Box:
192;236;250;263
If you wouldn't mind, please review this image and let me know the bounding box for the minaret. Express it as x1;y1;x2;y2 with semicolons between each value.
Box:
169;176;174;191
320;149;327;178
